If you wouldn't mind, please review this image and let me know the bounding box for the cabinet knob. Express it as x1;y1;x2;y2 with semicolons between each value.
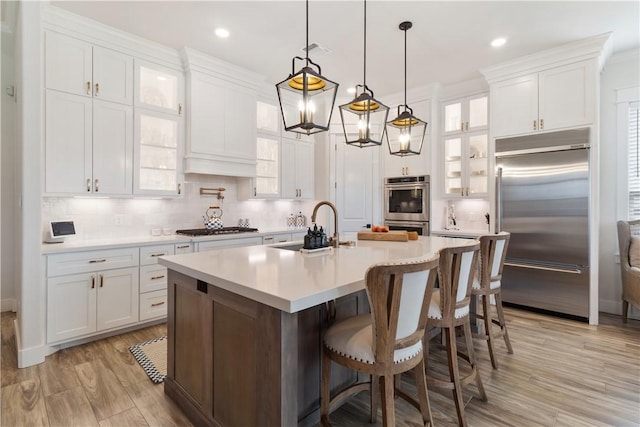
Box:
99;273;104;288
533;120;537;131
540;118;544;129
86;81;91;95
94;83;99;96
94;179;99;192
178;183;182;195
86;178;91;192
178;103;183;116
91;275;95;289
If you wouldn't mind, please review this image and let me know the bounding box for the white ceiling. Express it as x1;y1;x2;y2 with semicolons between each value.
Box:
51;1;640;98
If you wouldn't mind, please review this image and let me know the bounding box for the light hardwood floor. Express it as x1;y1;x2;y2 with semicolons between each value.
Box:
1;308;639;426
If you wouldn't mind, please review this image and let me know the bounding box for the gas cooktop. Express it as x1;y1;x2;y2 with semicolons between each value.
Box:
175;227;259;236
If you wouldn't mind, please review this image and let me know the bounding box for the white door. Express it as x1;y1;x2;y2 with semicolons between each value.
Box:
490;74;538;137
93;46;133;105
97;267;139;331
45;90;92;194
45;31;92;97
47;273;97;342
335;134;376;232
93;99;133;195
295;141;314;199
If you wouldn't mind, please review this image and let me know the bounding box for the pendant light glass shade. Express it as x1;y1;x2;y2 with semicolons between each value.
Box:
275;1;338;136
385;21;427;156
340;0;389;147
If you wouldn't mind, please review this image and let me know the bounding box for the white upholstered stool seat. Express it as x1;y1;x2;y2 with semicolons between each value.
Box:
428;289;470;319
471;277;501;290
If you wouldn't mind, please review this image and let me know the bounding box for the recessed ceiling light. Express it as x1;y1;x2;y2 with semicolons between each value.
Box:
215;28;230;38
347;87;356;94
491;37;507;47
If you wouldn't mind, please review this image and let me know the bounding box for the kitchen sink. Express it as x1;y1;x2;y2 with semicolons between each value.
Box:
273;243;305;251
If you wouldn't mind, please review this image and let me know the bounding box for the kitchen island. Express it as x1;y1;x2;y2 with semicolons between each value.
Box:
158;236;475;427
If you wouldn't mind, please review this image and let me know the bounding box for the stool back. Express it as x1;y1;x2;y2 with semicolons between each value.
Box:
365;256;439;366
437;243;480;319
478;232;510;289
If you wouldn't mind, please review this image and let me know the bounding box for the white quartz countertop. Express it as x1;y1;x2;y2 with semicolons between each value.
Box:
158;236;476;314
41;227;307;254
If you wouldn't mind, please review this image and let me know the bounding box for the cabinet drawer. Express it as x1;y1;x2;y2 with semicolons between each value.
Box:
175;243;194;254
262;233;291;245
140;290;167;321
197;236;262;252
140;265;168;293
140;244;174;265
47;248;138;277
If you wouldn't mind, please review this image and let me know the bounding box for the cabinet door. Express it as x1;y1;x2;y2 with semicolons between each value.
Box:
280;138;297;198
96;267;139;331
93;99;133;195
467;94;488;132
257;100;280;135
295;141;314;199
45;31;92;97
443;137;463;196
134;109;182;196
135;60;184;116
45;90;92;194
538;61;594;131
47;273;97;342
93;46;133;105
466;132;489;196
255;136;280;197
225;85;256;161
443;99;463;134
491;74;538;137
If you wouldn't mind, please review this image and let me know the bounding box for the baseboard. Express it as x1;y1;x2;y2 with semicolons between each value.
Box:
14;318;46;368
599;298;640;320
1;298;16;312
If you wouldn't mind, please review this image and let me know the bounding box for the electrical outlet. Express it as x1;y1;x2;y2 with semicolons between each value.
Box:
114;214;124;226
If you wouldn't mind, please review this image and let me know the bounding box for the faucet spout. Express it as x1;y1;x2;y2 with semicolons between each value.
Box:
311;201;339;248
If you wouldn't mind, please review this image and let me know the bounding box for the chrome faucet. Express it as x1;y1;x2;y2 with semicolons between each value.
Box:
311;201;339;248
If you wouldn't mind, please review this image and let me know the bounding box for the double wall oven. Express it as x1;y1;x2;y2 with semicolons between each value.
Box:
383;175;430;235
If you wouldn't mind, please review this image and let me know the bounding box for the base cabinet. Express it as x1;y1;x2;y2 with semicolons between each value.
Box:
165;270;369;427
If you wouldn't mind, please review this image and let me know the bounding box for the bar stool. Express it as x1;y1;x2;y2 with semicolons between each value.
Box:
471;232;513;369
426;243;486;427
320;256;439;427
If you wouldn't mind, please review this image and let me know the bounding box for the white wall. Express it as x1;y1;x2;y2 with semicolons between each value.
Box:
41;176;317;241
599;49;640;314
1;26;16;312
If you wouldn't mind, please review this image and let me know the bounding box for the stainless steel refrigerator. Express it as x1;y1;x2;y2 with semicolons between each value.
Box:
496;128;590;320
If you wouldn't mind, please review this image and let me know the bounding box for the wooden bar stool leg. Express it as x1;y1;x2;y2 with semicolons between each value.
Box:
495;292;513;354
380;374;396;427
321;350;332;426
482;294;498;369
370;375;379;423
463;320;487;402
446;325;467;427
414;357;434;426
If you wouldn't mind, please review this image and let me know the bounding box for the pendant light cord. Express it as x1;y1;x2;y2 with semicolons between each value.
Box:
403;24;407;106
305;0;309;67
363;0;367;88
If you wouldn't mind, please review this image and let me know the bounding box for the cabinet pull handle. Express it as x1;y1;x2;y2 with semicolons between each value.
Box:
91;275;95;289
254;187;257;197
465;122;469;131
151;301;166;307
461;188;464;197
177;245;190;249
264;237;273;241
460;122;464;132
94;179;99;192
151;275;166;280
178;103;183;116
466;187;469;196
540;118;544;129
89;259;106;264
100;274;104;288
94;83;99;96
86;81;91;95
533;120;537;130
87;178;91;192
150;253;165;257
278;239;288;243
178;183;181;195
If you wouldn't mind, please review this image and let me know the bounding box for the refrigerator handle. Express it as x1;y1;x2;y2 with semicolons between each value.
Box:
496;166;503;232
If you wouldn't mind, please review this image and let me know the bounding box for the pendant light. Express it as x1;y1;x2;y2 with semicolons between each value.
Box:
275;0;339;136
339;0;389;148
385;21;427;157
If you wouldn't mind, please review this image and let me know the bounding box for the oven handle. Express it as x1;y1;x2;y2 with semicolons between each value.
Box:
384;184;428;191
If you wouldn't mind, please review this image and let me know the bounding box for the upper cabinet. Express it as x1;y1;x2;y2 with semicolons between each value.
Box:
281;137;314;199
481;33;611;139
383;99;432;178
135;60;185;117
45;31;133;105
441;93;489;198
490;61;595;137
182;48;260;177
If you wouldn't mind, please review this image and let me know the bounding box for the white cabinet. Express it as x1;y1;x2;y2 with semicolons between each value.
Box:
134;109;183;196
281;138;314;199
383;99;431;178
441;93;489;198
490;61;595;138
47;248;139;343
135;59;184;116
196;236;262;252
138;244;174;320
185;71;257;177
262;233;293;245
45;31;133;105
175;242;194;254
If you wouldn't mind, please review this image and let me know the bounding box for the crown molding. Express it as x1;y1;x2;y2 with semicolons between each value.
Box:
41;5;183;70
181;47;265;90
481;32;613;84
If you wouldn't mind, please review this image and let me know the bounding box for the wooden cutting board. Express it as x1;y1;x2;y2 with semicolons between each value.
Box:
357;231;409;242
